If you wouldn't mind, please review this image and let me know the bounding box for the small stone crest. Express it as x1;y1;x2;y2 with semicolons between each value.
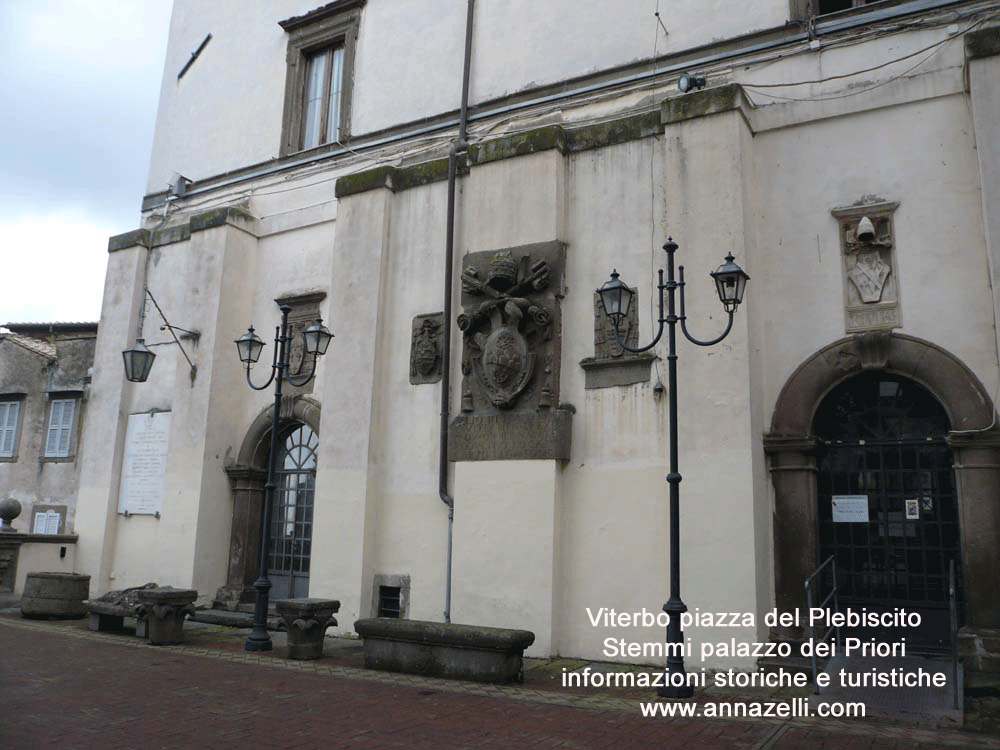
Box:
832;200;901;333
409;313;444;384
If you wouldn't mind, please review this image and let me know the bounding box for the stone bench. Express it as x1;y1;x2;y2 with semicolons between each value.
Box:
275;598;340;660
354;618;535;684
21;572;89;619
84;583;157;633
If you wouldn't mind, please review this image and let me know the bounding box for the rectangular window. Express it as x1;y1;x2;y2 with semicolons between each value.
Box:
819;0;872;12
45;398;76;458
378;586;402;618
792;0;904;18
301;45;346;150
0;400;20;458
279;1;364;155
32;510;62;535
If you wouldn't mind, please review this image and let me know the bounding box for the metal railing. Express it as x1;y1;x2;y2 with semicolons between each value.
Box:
949;558;960;710
805;554;841;695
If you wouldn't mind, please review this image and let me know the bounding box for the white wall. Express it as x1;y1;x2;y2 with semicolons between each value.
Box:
148;0;792;190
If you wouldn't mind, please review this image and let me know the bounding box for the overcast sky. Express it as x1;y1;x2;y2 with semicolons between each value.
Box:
1;1;173;325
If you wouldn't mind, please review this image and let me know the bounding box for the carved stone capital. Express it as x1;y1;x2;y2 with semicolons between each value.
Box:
275;598;341;659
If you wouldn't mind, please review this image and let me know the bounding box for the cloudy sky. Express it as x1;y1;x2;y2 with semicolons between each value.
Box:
1;1;173;324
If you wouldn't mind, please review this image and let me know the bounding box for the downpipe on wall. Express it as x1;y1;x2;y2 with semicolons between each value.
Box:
440;0;475;625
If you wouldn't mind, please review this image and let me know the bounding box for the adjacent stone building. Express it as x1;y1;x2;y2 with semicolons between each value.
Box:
0;322;97;535
0;323;96;594
75;0;1000;672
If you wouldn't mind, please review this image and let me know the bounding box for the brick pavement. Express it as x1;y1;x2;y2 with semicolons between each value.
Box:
1;616;998;750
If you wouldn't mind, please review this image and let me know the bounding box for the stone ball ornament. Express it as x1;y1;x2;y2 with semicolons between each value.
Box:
0;497;22;532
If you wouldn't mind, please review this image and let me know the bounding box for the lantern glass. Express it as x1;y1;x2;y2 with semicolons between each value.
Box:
597;270;633;327
710;254;750;313
235;327;265;364
122;339;156;383
302;318;334;356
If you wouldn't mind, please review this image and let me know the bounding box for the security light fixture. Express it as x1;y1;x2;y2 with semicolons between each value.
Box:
677;73;706;93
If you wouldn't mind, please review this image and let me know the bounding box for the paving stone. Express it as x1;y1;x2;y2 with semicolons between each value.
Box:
2;614;1000;749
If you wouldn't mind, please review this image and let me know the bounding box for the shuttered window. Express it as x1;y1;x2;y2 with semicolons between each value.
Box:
0;401;19;458
45;399;76;458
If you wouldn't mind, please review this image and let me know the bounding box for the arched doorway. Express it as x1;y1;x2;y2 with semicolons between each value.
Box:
763;333;1000;653
217;395;321;610
268;423;318;599
813;372;961;649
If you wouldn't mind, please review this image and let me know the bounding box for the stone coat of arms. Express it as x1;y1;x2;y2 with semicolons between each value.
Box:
457;246;562;412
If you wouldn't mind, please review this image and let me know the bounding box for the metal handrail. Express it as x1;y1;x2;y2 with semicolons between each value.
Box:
805;554;841;695
949;559;959;710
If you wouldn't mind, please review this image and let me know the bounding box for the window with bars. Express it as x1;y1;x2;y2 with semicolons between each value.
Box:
279;1;364;155
0;400;21;459
378;586;402;618
45;398;76;458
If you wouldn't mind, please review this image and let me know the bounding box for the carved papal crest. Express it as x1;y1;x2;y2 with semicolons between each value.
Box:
456;244;564;413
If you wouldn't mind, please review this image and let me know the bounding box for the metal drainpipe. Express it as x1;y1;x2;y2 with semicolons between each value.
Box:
440;0;475;625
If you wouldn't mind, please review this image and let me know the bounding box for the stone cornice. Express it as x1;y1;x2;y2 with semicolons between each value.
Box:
108;206;258;253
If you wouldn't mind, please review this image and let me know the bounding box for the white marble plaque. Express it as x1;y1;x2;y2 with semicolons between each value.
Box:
832;495;869;523
118;411;171;515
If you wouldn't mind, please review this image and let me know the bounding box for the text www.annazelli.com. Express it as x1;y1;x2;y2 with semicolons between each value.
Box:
639;699;866;719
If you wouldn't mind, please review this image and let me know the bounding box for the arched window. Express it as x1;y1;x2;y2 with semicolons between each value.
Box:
268;424;318;599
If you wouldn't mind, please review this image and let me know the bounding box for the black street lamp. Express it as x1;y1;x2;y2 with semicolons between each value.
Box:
236;304;333;651
596;238;749;699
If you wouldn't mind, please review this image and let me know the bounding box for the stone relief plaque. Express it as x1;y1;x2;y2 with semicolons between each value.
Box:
832;200;901;334
275;291;326;396
409;313;444;385
457;243;564;413
578;286;656;390
118;411;172;516
449;241;573;461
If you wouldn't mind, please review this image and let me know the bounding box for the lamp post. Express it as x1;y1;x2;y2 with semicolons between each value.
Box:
596;238;748;698
235;304;333;651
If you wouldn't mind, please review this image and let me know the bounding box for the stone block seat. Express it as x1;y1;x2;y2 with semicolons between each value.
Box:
20;572;90;619
84;582;158;632
354;618;535;684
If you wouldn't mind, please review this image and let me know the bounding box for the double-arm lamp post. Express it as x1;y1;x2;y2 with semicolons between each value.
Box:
596;238;749;698
234;304;333;652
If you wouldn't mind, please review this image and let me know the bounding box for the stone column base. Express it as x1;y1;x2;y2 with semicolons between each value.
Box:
959;627;1000;674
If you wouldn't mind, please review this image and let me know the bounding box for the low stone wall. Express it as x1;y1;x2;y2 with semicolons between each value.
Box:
354;618;535;683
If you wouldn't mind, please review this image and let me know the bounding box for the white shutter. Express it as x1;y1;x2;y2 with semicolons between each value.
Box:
58;400;75;456
45;399;76;458
45;401;63;456
0;402;17;457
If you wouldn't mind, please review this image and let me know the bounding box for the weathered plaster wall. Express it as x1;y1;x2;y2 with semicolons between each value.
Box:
148;0;791;190
80;3;1000;667
0;334;95;535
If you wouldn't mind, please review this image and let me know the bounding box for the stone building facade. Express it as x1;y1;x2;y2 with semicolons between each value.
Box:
0;322;97;535
75;0;1000;671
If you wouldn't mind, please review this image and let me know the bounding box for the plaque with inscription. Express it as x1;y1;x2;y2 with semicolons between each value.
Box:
118;411;172;515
